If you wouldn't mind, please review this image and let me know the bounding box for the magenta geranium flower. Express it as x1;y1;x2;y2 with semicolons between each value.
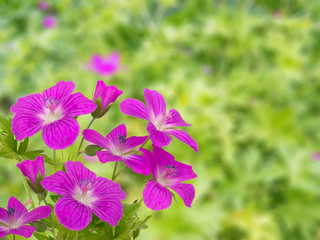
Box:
41;161;126;230
140;145;197;211
83;124;150;175
120;88;198;152
17;156;46;194
92;80;123;118
11;81;96;150
38;1;49;11
86;53;120;76
42;15;56;29
0;196;51;238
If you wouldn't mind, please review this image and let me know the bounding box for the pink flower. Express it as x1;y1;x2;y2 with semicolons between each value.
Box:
42;16;56;29
83;124;149;175
0;196;51;238
38;1;49;11
17;156;46;194
120;88;198;152
41;161;126;230
86;53;120;76
140;146;197;210
11;81;96;150
92;80;123;118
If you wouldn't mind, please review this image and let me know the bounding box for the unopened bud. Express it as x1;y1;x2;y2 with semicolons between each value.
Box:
85;145;103;156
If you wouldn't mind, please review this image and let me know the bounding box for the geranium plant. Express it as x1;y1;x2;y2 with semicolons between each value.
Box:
0;80;197;239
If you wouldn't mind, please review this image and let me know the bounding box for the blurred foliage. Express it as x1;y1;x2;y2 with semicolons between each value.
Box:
1;0;320;239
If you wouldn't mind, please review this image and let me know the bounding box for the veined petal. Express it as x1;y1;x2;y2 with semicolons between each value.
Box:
55;197;92;231
41;171;74;196
0;207;8;225
92;200;123;227
0;226;9;238
94;81;123;109
169;183;195;208
63;92;96;117
123;136;148;153
34;156;45;178
7;197;28;220
92;177;126;201
147;122;172;147
166;129;198;152
143;180;172;211
144;88;166;119
83;129;109;149
64;161;97;186
9;225;35;238
10;93;45;115
42;81;75;105
96;151;122;163
120;98;150;121
24;206;51;224
164;109;192;128
42;117;80;150
123;154;150;175
12;114;43;141
16;160;37;186
105;124;127;149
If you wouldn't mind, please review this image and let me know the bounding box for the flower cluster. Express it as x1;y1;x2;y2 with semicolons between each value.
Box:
3;80;197;239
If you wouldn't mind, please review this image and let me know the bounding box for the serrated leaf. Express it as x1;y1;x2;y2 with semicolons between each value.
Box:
0;115;11;132
30;220;48;232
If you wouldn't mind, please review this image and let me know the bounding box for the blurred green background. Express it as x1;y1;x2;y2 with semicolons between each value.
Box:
1;0;320;239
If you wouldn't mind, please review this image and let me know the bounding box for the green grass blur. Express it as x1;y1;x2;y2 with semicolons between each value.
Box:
1;0;320;239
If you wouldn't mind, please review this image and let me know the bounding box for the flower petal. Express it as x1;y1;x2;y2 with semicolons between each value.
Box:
0;226;9;238
123;154;150;175
0;207;9;225
42;81;75;105
123;136;148;153
105;124;127;149
169;183;195;208
83;129;109;149
24;206;52;224
63;92;96;117
164;109;192;128
41;171;74;195
144;88;166;119
11;114;43;141
34;156;45;178
9;225;35;238
10;93;45;115
7;197;28;220
94;81;123;109
55;197;92;231
96;151;122;163
64;161;96;186
42;117;80;150
92;200;123;227
143;180;172;211
147;122;172;147
166;129;198;152
92;177;126;200
17;160;38;186
120;98;150;121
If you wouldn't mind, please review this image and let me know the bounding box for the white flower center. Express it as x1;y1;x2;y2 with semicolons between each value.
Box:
151;111;172;131
39;97;63;124
73;180;96;207
156;165;178;187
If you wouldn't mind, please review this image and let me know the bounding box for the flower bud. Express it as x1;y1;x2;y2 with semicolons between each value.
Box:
85;145;103;156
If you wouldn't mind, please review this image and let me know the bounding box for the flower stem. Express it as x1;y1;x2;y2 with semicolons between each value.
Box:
53;150;57;171
12;234;15;240
19;171;36;209
140;136;150;148
111;162;118;180
41;193;56;240
75;117;96;161
112;165;127;181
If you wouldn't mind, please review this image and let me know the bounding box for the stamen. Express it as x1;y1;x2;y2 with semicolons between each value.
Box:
116;135;126;144
7;207;16;216
164;165;178;177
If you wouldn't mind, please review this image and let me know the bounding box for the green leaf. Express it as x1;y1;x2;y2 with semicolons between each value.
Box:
50;194;60;203
0;115;11;132
18;137;29;153
30;221;48;232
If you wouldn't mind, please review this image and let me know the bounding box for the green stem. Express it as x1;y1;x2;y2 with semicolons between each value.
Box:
112;165;127;181
41;194;56;240
111;162;118;180
140;136;150;148
75;118;96;161
12;234;15;240
53;150;57;171
19;171;36;209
